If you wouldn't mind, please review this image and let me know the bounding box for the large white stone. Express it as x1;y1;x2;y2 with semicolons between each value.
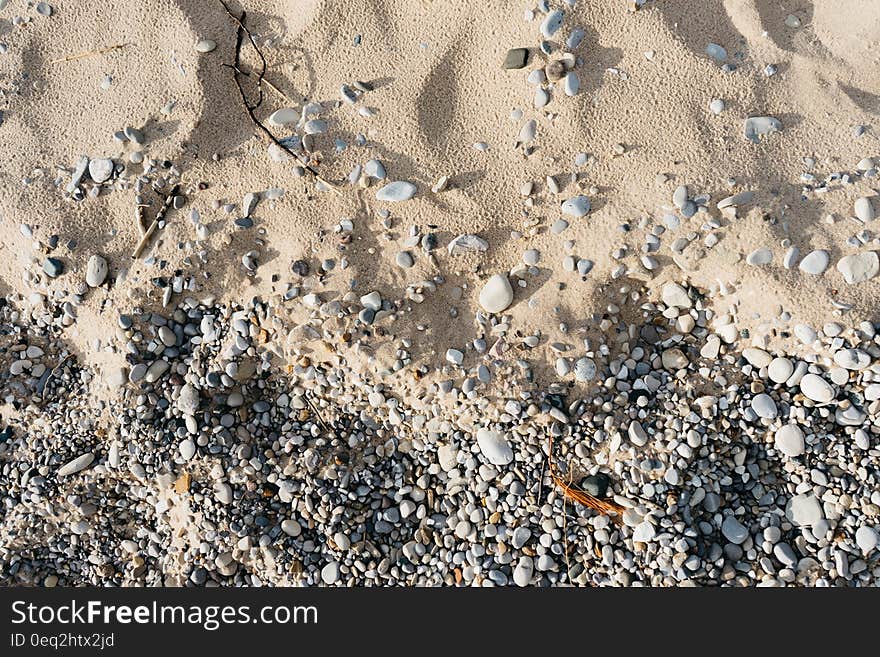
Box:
478;274;514;313
476;428;514;466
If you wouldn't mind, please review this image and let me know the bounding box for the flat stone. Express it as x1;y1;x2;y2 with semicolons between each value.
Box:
447;234;489;255
195;39;216;53
855;197;875;222
721;516;749;544
513;557;533;586
540;9;564;38
833;348;870;370
360;291;382;311
837;251;879;284
562;71;579;96
661;348;688;370
395;251;414;268
628;420;648;446
476;428;514;466
85;254;108;287
57;452;95;477
786;493;824;527
321;561;340;585
503;48;529;70
744;116;782;143
88;158;114;183
179;439;196;460
799;373;834;403
798;249;829;275
751;393;778;419
177;383;199;415
661;282;691;309
855;526;878;553
632;521;656;542
743;347;772;368
561;195;591;217
42;257;64;278
768;357;794;383
746;247;772;265
717;191;754;209
774;424;805;457
268;107;299;126
364;159;386;180
478;274;514;313
281;519;302;537
376;181;417;202
573;357;596;382
705;43;727;61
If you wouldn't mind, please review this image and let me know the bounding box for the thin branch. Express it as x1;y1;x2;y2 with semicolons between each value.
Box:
132;185;180;258
216;0;341;194
49;43;128;65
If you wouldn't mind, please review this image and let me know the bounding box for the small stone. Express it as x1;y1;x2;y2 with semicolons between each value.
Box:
88;158;114;183
376;181;417;202
774;425;805;458
833;348;870;370
179;439;196;460
540;9;564;39
799;373;834;403
364;159;386;180
855;526;877;553
479;274;514;313
321;562;340;585
798;249;829;275
360;291;382;311
57;453;95;477
786;493;823;527
42;257;64;278
743;347;772;368
768;357;794;383
628;420;648;446
503;48;529;70
445;348;464;365
717;191;754;209
562;71;579;96
632;521;656;542
522;249;540;265
177;383;199;415
448;234;489;255
560;195;591;217
395;251;414;268
661;348;688;370
124;126;145;144
195;39;216;53
744;116;782;143
721;516;749;544
855;197;875;222
580;473;610;497
476;428;513;466
661;282;691;309
85;254;108;287
705;43;727;61
513;557;533;587
751;393;777;419
709;99;725;114
281;519;302;537
746;247;772;266
837;251;879;284
268;108;299;126
573;357;596;382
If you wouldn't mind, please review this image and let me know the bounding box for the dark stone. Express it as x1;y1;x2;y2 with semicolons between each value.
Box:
42;257;64;278
235;217;254;229
580;473;611;498
291;259;310;276
503;48;530;70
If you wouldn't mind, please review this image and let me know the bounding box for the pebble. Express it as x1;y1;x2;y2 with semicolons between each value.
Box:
478;274;514;313
799;373;834;403
721;516;748;544
281;519;302;537
751;393;777;419
855;526;877;553
833;348;870;370
42;257;64;278
854;197;875;222
360;291;382;311
376;181;417;202
395;251;414;268
573;357;596;382
88;158;114;183
85;254;108;287
448;234;489;255
837;251;879;284
786;493;824;527
364;159;387;180
268;108;299;126
321;561;340;585
746;248;772;266
560;195;591;217
744;116;782;143
562;71;579;96
503;48;529;70
774;425;805;457
768;357;794;383
195;39;216;53
476;428;513;466
709;99;725;115
57;453;95;477
540;9;564;39
513;557;533;586
661;282;691;309
798;249;829;275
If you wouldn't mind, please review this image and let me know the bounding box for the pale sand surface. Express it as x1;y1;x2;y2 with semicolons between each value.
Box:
0;1;879;587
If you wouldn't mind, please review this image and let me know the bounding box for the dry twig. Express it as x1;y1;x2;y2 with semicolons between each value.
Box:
216;0;340;194
50;43;128;65
547;434;625;521
132;185;180;258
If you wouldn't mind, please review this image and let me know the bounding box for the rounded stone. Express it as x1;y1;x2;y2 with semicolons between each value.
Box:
478;274;514;313
774;424;805;457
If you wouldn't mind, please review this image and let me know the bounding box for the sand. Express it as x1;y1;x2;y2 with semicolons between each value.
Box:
1;0;879;386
